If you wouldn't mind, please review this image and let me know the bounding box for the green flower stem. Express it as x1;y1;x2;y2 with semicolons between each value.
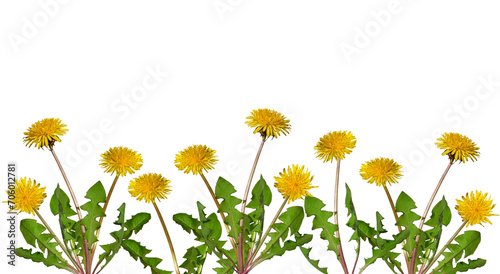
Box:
90;175;119;269
333;159;349;274
239;137;266;270
34;208;82;273
421;221;467;274
199;173;238;256
51;149;91;274
247;196;288;270
152;201;180;274
410;161;453;273
383;184;411;274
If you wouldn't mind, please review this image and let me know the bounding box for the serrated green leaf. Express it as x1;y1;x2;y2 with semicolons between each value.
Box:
359;230;409;272
180;245;209;274
18;219;71;270
15;248;72;271
345;183;362;271
260;232;312;263
395;191;423;257
437;258;486;273
375;212;388;247
50;184;77;217
80;181;106;251
304;196;340;259
173;213;201;236
246;176;272;245
50;184;79;258
433;230;482;273
213;258;235;274
423;196;451;265
95;211;151;273
95;203;126;273
124;212;152;236
259;206;305;262
197;202;235;271
121;239;172;274
357;213;405;274
300;246;328;274
247;175;272;208
214;177;243;243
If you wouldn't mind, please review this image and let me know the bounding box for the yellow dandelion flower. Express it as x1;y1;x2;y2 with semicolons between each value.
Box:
23;118;68;149
274;165;317;203
245;108;291;139
360;157;403;187
6;177;47;215
174;145;218;175
129;173;171;203
315;131;356;162
455;190;498;227
100;146;143;177
436;132;479;163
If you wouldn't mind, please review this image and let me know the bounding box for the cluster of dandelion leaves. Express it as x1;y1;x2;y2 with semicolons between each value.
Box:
11;113;497;274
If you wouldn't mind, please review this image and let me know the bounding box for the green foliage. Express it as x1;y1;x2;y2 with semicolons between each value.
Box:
50;184;78;256
395;191;423;260
258;206;311;263
15;248;72;271
299;246;328;274
173;210;222;273
80;181;106;251
215;177;243;243
179;245;208;274
304;196;340;259
358;212;407;273
174;176;310;273
100;210;153;270
246;176;272;245
95;203;126;273
122;239;172;274
423;197;452;265
197;202;235;272
16;219;71;271
345;183;362;268
432;231;485;273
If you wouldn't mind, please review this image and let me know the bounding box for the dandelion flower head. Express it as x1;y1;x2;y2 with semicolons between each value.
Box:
7;177;47;215
274;164;317;203
456;190;497;227
436;132;479;163
129;173;171;203
315;131;356;162
245;108;291;139
174;145;217;175
23;118;68;149
360;157;403;187
100;146;143;177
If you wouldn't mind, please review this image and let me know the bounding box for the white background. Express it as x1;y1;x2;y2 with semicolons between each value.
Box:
1;1;500;273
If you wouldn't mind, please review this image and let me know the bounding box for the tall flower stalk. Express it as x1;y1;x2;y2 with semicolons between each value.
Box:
174;144;239;255
24;118;91;273
421;191;497;274
315;130;356;274
90;146;143;266
246;164;316;272
410;132;480;274
360;157;409;273
238;108;290;269
129;173;180;274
